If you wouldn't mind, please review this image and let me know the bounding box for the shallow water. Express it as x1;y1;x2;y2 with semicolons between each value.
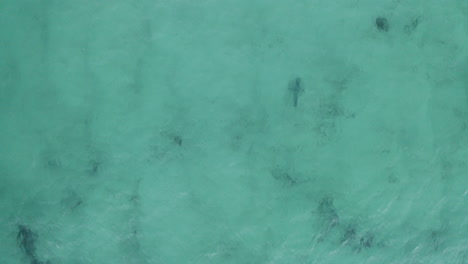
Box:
0;0;467;263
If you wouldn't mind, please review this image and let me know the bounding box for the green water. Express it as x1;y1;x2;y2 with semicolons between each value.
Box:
1;1;467;263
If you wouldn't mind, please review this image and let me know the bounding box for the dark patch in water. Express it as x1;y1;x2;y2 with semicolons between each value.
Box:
430;230;443;251
375;17;389;32
318;196;339;225
360;232;374;248
16;225;50;264
88;160;101;175
271;169;297;186
46;158;61;169
173;135;182;146
17;225;37;258
341;225;357;243
404;17;420;33
354;231;374;252
288;77;304;108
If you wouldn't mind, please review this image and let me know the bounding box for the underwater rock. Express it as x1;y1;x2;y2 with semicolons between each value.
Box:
360;231;374;249
318;196;339;228
17;225;50;264
17;225;37;258
341;225;357;243
375;17;389;32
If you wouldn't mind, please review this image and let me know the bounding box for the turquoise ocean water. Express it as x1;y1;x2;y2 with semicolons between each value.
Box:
1;1;467;263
